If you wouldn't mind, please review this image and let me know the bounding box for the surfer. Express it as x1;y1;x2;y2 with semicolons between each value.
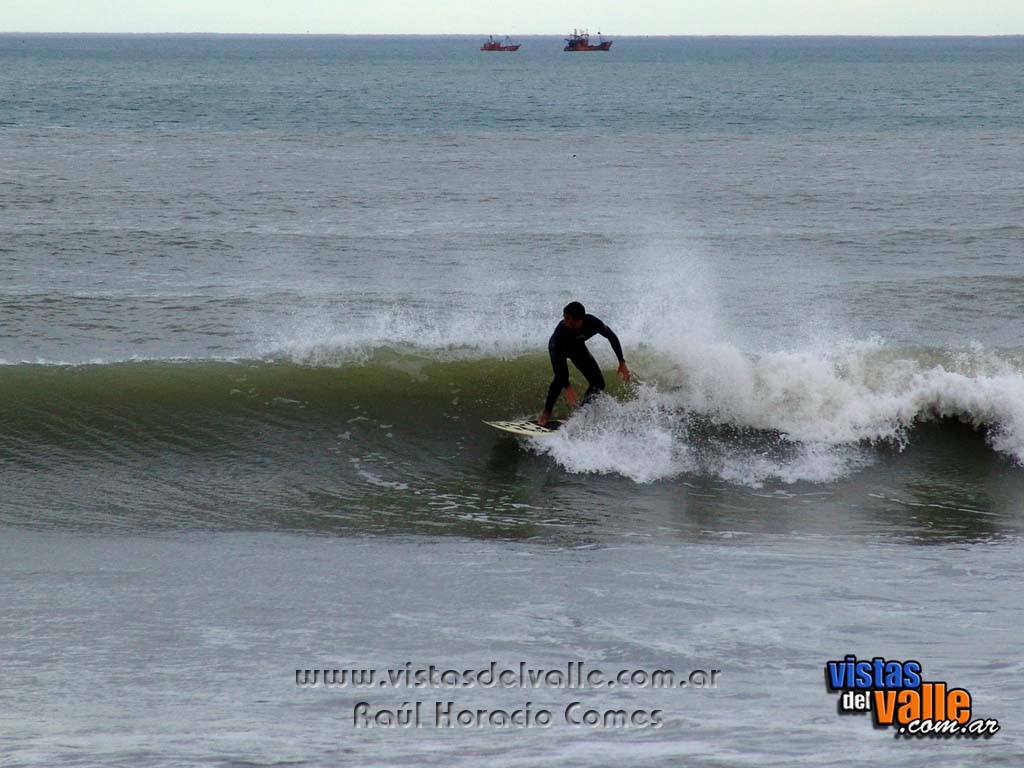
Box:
537;301;630;427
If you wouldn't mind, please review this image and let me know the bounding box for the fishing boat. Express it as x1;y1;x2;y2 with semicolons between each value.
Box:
481;36;521;52
564;29;612;52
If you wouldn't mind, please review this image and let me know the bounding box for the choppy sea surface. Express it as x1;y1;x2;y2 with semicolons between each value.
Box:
2;34;1023;766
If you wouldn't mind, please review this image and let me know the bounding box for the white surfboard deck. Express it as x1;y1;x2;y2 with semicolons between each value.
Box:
483;419;563;436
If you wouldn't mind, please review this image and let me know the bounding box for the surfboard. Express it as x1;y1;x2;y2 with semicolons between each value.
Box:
483;419;563;436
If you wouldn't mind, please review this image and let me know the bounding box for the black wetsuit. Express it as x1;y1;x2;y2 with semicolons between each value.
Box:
545;314;624;413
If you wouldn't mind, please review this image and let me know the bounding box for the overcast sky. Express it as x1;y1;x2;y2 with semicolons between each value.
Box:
4;1;1023;35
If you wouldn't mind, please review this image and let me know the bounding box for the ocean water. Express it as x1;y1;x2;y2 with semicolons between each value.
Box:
2;34;1024;766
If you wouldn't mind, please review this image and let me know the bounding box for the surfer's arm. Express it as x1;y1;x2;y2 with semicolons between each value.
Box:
596;322;631;382
596;323;625;363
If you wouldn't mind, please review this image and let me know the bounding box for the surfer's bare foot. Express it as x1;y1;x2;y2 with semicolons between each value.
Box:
565;386;579;407
536;410;551;427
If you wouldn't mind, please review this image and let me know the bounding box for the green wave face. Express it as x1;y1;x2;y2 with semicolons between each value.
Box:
2;350;1023;542
0;355;564;444
0;356;624;537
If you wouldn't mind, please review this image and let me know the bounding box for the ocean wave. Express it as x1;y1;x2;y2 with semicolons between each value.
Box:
533;338;1024;484
1;340;1023;486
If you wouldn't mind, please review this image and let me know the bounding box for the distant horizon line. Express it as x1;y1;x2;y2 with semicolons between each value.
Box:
2;31;1022;38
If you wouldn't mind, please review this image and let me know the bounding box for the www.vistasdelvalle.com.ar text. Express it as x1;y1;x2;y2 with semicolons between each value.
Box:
295;661;722;729
295;661;721;691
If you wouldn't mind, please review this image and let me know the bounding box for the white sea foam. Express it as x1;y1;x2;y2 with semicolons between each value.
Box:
533;338;1024;486
535;391;693;484
244;243;1024;484
256;297;555;365
539;245;1024;482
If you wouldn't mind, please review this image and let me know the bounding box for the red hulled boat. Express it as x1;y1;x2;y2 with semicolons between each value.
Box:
481;36;521;52
564;29;612;51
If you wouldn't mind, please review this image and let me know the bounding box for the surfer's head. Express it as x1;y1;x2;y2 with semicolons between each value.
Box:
563;301;586;330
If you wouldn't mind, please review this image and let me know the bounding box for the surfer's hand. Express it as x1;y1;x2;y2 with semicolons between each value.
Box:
565;386;579;407
617;361;631;382
536;410;551;427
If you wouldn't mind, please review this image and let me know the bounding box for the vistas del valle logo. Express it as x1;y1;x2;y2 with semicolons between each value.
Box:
825;655;1000;738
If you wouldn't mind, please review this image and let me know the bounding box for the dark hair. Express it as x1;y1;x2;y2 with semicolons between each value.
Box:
563;301;586;319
